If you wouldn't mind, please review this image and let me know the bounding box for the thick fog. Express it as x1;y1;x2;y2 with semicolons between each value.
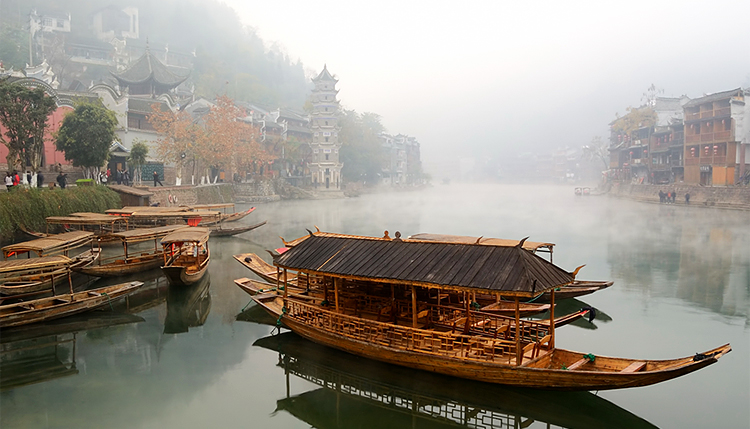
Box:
223;0;750;171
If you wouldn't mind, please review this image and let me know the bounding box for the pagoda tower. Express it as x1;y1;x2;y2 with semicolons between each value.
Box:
309;65;342;191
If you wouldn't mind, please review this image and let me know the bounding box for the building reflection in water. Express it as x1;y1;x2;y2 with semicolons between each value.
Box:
254;332;657;429
607;209;748;321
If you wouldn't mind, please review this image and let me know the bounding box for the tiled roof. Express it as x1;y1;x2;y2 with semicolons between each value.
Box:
684;88;743;108
312;65;337;82
111;49;188;88
275;232;573;296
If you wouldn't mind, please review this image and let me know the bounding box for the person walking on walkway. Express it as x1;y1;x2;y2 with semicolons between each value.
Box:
153;170;163;186
685;192;690;205
56;172;67;189
5;172;13;190
123;170;130;186
37;172;44;188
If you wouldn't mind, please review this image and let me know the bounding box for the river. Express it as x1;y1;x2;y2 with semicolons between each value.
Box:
1;183;748;428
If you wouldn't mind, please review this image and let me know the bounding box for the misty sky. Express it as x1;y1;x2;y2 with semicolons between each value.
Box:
221;0;750;171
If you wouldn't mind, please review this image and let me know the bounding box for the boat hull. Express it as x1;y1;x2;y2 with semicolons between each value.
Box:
0;281;143;328
0;249;100;296
76;254;163;277
161;264;208;287
209;220;266;237
253;296;730;391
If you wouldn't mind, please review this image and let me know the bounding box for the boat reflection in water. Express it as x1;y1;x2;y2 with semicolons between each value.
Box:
0;312;144;390
254;332;657;429
164;273;211;334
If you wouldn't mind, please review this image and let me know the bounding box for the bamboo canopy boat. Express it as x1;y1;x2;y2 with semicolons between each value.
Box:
160;227;211;286
249;230;730;390
105;208;222;228
1;231;101;295
0;281;143;328
74;225;189;277
0;256;74;296
209;220;267;237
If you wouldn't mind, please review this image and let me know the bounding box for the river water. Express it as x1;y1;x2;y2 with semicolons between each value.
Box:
1;183;748;428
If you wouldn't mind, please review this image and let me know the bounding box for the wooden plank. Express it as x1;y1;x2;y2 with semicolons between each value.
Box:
567;358;588;370
621;361;646;373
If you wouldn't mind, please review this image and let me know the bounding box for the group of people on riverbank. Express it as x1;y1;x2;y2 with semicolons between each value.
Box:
4;171;57;190
659;190;690;204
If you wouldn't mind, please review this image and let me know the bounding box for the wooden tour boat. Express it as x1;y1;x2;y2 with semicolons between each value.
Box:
74;225;189;277
0;281;144;328
160;227;211;286
0;256;74;296
209;220;266;237
235;252;555;318
246;230;730;390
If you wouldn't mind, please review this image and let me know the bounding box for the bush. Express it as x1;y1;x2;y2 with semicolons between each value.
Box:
0;186;121;242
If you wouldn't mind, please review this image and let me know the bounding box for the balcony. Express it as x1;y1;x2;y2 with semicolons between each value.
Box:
685;108;731;122
685;130;734;144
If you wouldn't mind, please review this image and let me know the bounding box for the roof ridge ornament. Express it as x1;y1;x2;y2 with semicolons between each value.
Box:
306;228;314;237
516;237;529;248
383;230;390;240
315;225;320;232
475;236;483;244
393;231;402;241
571;264;586;279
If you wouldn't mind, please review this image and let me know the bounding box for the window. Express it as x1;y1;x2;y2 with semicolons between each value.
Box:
57;20;65;28
325;137;329;142
325;154;329;161
325;121;328;126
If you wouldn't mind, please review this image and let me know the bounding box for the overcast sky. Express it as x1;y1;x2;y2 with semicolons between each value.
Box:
221;0;750;172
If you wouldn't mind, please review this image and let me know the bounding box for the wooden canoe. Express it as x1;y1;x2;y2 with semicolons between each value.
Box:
252;293;731;390
234;253;298;284
209;220;267;237
535;280;614;302
0;281;144;328
219;207;255;223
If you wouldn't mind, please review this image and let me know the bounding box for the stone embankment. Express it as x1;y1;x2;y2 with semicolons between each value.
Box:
609;183;750;210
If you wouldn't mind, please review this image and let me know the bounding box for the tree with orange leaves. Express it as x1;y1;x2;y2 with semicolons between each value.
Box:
148;104;204;185
149;96;271;184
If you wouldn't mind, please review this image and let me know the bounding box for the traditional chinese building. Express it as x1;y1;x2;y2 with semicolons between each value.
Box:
308;65;342;191
683;88;749;186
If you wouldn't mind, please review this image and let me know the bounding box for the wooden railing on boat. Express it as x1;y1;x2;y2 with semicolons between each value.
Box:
284;299;548;364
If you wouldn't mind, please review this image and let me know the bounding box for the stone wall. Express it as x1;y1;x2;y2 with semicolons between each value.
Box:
610;183;750;210
143;183;233;207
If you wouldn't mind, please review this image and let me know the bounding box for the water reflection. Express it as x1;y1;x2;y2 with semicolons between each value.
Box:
164;274;212;334
255;332;657;429
0;312;144;390
606;207;748;320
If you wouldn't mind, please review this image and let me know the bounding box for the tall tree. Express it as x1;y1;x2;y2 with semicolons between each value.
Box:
128;140;149;186
55;101;118;179
339;110;386;184
148;105;204;185
0;80;57;182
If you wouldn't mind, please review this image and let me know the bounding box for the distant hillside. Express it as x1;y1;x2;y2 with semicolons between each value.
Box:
0;0;310;108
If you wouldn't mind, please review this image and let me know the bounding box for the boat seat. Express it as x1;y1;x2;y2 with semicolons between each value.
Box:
621;361;646;373
88;291;102;297
567;358;589;370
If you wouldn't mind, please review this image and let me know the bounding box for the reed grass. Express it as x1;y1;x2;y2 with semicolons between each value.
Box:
0;186;121;242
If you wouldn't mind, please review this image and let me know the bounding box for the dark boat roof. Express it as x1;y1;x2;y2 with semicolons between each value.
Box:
274;232;573;296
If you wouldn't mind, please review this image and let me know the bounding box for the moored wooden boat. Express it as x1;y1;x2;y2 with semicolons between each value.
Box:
0;256;74;296
219;207;255;223
535;280;614;302
0;281;144;328
209;220;266;237
234;252;298;284
160;227;210;286
250;230;730;390
75;225;188;278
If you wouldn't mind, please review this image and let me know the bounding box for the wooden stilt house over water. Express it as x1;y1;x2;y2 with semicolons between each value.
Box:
249;230;730;390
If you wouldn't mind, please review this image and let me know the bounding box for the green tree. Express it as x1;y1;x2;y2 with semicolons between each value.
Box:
55;101;118;180
0;80;57;183
339;110;386;185
128;140;149;186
